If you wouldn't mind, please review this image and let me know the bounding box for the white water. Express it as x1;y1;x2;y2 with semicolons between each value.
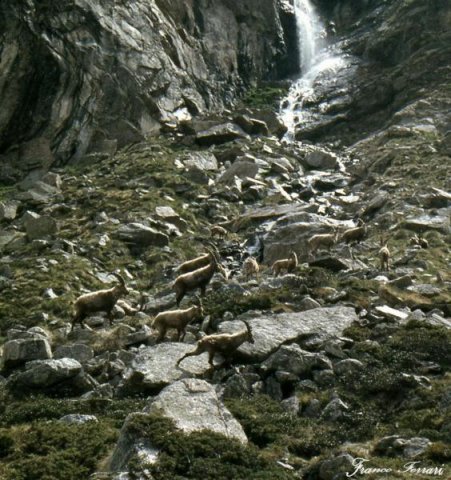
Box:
280;0;347;141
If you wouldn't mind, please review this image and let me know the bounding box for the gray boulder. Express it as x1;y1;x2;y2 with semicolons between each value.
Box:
219;306;358;362
262;344;332;376
304;150;339;170
54;343;94;364
59;414;98;424
182;152;218;171
195;123;249;146
319;454;355;480
116;223;169;247
120;343;211;395
3;337;52;368
23;211;58;240
0;201;19;221
7;358;82;389
218;161;259;184
146;378;247;443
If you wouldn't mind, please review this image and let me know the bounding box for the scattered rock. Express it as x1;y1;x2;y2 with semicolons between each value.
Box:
3;337;52;368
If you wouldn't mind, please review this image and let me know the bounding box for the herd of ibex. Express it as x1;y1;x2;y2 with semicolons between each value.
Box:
70;218;406;366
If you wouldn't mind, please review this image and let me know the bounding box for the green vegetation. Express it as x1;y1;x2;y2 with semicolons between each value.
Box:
241;85;288;109
123;413;296;480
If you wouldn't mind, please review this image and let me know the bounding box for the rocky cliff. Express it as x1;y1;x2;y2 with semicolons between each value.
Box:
0;0;286;175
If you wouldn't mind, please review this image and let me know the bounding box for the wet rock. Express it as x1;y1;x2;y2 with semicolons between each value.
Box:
23;211;58;240
196;123;249;146
116;223;169;247
220;306;357;362
3;337;52;368
146;378;247;443
120;343;211;395
54;344;94;364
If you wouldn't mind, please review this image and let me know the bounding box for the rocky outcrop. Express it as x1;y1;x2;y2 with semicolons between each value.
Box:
0;0;287;175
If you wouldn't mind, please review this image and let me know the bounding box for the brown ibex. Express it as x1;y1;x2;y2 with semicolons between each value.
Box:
152;297;204;343
242;257;259;280
308;228;339;255
271;251;298;277
173;249;227;306
379;236;390;271
71;273;129;330
177;320;254;367
341;220;367;244
210;225;228;239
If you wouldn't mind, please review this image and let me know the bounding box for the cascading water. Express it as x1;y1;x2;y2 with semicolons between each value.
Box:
280;0;347;141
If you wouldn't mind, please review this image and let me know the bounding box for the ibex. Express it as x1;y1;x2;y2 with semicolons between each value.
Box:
242;257;259;280
71;273;129;330
308;228;339;255
173;249;228;306
341;220;367;244
152;297;204;343
210;225;228;239
177;320;254;367
379;236;390;271
176;252;211;274
271;251;298;277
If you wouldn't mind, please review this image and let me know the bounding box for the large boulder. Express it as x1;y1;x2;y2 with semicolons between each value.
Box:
6;358;82;389
109;379;247;473
2;337;52;368
218;161;259;184
147;379;247;443
219;306;358;362
116;223;169;247
22;211;58;240
120;343;211;395
196;123;249;146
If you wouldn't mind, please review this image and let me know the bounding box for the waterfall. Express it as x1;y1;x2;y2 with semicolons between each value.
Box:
280;0;346;142
294;0;324;74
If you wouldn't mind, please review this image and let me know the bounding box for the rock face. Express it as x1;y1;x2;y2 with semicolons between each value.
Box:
0;0;287;170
